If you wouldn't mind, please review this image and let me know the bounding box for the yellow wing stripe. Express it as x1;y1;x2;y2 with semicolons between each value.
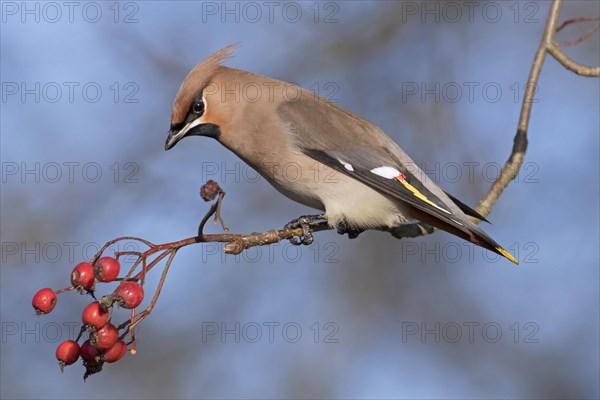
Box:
495;246;519;265
395;177;451;214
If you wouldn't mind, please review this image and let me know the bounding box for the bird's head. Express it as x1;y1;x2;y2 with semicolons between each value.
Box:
165;44;238;151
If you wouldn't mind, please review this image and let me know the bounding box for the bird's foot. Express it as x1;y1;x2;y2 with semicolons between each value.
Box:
336;220;363;239
285;214;326;245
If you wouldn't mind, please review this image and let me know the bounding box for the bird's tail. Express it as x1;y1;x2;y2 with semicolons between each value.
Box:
467;225;519;265
404;207;519;265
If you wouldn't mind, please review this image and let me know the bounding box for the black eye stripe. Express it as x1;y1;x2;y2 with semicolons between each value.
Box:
170;121;184;131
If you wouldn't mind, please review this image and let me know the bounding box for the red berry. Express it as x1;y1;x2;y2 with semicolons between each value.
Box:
91;323;118;351
114;282;144;309
82;301;109;329
95;257;120;282
79;340;100;366
103;340;127;363
56;340;80;370
32;288;57;314
71;262;95;291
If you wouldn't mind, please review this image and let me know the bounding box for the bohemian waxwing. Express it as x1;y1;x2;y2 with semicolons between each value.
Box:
165;44;518;264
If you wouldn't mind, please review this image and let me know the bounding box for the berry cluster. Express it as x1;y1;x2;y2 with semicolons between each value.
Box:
32;256;144;379
32;184;229;380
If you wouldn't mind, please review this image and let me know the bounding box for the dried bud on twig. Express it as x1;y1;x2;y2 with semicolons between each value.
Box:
198;180;229;233
200;180;221;202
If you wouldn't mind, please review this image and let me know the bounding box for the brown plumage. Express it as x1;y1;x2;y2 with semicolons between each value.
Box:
165;45;518;264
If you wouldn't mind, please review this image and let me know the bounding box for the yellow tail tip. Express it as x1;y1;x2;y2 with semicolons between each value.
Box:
130;349;137;355
496;246;519;265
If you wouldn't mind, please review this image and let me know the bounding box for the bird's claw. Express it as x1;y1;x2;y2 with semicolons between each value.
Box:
285;215;325;246
336;220;363;239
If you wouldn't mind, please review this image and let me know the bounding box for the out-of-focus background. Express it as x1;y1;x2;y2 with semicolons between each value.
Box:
1;1;599;398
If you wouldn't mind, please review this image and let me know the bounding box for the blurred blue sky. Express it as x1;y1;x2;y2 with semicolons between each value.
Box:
1;1;599;398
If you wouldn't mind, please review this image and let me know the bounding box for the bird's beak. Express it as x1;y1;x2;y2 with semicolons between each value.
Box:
165;118;202;150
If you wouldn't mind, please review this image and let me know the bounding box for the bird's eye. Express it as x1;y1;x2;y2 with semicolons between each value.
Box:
192;101;205;115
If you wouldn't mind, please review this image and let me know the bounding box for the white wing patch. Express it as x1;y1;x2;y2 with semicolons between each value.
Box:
337;159;354;172
371;166;452;215
370;166;401;179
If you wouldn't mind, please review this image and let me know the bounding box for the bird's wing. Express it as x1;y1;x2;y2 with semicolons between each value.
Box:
277;96;517;264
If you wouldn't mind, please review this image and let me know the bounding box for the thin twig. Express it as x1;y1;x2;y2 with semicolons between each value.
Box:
55;286;76;295
129;249;177;332
558;22;600;47
547;42;600;76
556;16;600;32
213;190;229;231
115;250;178;347
115;251;143;260
90;236;155;265
131;248;178;281
198;201;220;239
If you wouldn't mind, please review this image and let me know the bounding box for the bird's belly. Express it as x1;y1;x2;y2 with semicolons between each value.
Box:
316;175;410;229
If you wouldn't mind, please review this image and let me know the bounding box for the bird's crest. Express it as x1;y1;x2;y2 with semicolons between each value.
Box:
171;43;237;125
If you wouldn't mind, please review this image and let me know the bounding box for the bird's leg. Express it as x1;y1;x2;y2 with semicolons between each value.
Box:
336;219;363;239
285;214;327;245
